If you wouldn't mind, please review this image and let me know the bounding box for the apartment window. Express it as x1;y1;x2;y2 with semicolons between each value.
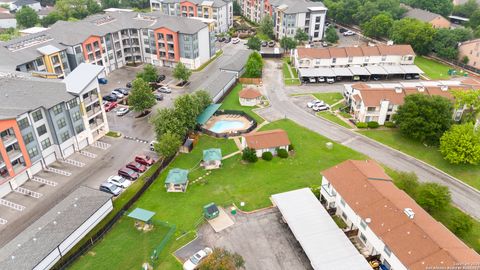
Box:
28;146;39;158
57;118;67;129
67;99;78;108
72;111;82;121
340;198;346;206
360;219;367;230
60;131;70;143
383;245;392;257
75;124;84;133
36;58;44;67
52;104;63;115
367;107;377;112
332;58;336;64
315;17;320;23
348;57;353;63
86;44;92;52
74;46;82;54
23;132;34;144
37;125;47;136
32;110;43;122
341;212;347;220
359;232;367;244
18;118;30;130
41;138;51;150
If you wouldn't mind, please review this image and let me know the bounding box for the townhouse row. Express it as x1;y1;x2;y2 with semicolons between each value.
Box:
0;10;218;78
239;0;327;41
149;0;233;33
0;63;108;197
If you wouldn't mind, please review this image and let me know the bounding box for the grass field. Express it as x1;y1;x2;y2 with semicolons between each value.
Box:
414;56;452;80
219;83;264;123
312;92;344;109
282;58;301;86
317;111;352;129
359;129;480;190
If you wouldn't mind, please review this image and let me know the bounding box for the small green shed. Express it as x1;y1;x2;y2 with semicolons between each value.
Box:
165;168;189;192
203;202;219;220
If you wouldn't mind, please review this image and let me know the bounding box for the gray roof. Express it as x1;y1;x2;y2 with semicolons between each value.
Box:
0;186;112;270
0;74;74;120
269;0;326;14
197;70;236;99
404;7;444;22
12;0;38;6
63;63;105;94
219;49;250;72
160;0;229;8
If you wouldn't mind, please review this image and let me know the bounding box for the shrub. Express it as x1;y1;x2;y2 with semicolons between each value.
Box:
288;144;294;151
367;121;379;128
277;148;288;158
356;122;368;128
262;151;273;161
384;121;396;128
242;147;258;163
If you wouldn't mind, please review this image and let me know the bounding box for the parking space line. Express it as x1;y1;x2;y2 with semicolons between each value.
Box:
14;187;42;199
31;176;58;187
0;199;25;211
60;159;86;168
92;141;111;150
79;150;97;159
45;167;72;177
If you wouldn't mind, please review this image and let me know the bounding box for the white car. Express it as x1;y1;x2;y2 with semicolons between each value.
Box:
116;107;129;116
107;175;132;188
307;100;324;108
343;30;355;36
158;86;172;93
111;90;124;98
232;37;240;44
318;77;326;83
326;77;335;84
308;77;316;83
183;247;213;270
313;104;330;112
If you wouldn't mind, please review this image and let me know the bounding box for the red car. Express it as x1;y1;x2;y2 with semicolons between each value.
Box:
135;155;155;166
118;167;139;180
126;161;146;173
104;101;118;112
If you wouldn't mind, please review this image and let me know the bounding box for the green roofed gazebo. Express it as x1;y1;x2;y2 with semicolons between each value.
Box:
127;208;155;222
196;103;222;125
165;168;189;192
202;148;222;170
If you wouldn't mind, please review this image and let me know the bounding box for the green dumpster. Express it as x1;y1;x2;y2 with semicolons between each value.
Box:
203;203;219;220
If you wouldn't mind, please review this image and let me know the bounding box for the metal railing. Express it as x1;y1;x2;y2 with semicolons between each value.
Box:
199;110;258;138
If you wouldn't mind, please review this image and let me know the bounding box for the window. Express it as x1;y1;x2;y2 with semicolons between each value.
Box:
75;124;84;133
367;107;376;112
348;57;353;63
340;198;346;206
60;131;70;142
23;132;34;144
381;55;386;61
41;138;51;150
86;44;92;52
315;17;320;23
359;232;367;244
383;245;392;257
332;58;336;64
32;110;43;122
57;118;67;129
360;219;367;230
72;111;81;121
18;118;30;130
67;99;78;108
37;125;47;136
341;212;347;220
28;147;39;158
52;104;63;115
36;58;44;67
74;46;82;54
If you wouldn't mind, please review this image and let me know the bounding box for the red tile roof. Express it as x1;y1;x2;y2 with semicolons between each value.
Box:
239;88;262;99
244;129;290;150
297;45;415;59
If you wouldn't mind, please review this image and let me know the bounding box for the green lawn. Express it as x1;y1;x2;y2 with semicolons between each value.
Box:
282;58;301;86
359;129;480;190
219;83;264;123
70;218;171;270
414;56;451;80
312;92;344;108
317;111;352;129
255;32;270;41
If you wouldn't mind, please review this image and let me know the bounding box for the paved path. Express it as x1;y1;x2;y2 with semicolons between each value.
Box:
262;59;480;220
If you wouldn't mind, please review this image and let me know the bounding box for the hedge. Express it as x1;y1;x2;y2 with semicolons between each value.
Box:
367;121;379;128
384;121;396;128
356;122;368;128
262;151;273;161
277;148;288;158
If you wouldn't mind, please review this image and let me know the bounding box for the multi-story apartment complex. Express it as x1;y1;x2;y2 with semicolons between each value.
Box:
458;39;480;70
321;160;480;270
240;0;327;41
150;0;233;33
0;63;108;197
343;78;480;124
0;10;217;76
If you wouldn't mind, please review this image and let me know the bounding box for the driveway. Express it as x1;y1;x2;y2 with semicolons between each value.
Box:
175;208;312;270
262;59;480;220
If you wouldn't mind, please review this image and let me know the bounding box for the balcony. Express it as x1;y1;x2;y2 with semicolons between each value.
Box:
349;235;372;258
7;149;22;162
1;135;17;147
321;184;336;203
0;159;5;169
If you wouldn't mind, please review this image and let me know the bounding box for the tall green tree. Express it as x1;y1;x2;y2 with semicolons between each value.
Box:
101;0;120;9
447;211;474;237
55;0;88;19
15;7;39;28
246;36;261;51
244;51;263;78
259;15;274;39
151;108;187;138
393;94;453;145
325;26;339;44
389;18;436;55
174;93;202;132
433;28;473;60
194;90;212;110
403;0;453;17
0;28;19;42
451;89;480;121
294;28;309;43
40;11;64;27
470;10;480;29
279;36;297;51
453;0;479;18
136;64;158;83
86;0;102;14
361;13;394;39
198;248;245;270
393;171;420;198
154;132;181;158
416;183;451;214
127;78;156;114
440;123;480;165
172;62;192;83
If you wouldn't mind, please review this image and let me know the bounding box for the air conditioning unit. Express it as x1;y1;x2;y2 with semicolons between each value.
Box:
404;208;415;219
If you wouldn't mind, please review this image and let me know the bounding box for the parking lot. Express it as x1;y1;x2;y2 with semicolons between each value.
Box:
175;208;312;270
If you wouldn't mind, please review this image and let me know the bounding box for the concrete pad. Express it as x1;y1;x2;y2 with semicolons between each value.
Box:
207;207;234;233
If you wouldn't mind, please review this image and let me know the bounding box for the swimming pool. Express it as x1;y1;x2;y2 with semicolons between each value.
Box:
209;120;246;133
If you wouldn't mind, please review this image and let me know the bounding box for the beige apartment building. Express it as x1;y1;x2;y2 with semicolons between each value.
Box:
459;39;480;70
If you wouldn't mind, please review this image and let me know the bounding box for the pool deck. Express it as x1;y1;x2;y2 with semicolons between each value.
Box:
204;114;253;134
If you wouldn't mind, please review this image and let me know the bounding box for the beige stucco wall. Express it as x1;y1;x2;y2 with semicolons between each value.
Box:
459;40;480;69
430;17;451;29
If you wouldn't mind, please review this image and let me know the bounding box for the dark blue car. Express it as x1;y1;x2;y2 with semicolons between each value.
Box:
98;78;108;84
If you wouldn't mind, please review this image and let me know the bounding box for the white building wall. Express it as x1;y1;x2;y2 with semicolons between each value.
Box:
378;100;389;125
33;248;61;270
0;18;17;28
197;27;211;66
0;182;12;197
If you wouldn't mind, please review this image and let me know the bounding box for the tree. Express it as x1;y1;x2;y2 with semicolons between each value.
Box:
471;10;480;29
194;90;212;111
198;248;245;270
172;62;192;83
462;56;470;64
453;0;479;18
151;108;187;138
233;0;241;16
174;93;202;132
325;26;339;44
393;171;420;198
86;0;102;14
294;28;309;43
244;51;263;78
389;18;436;55
127;78;156;114
451;89;480;122
41;11;64;27
393;94;453;145
0;28;19;41
416;183;451;214
246;36;261;51
440;123;480;165
432;28;473;60
101;0;120;9
154;132;181;158
16;7;39;28
136;64;158;83
361;13;394;39
259;15;274;39
279;36;297;51
448;211;474;237
242;147;258;163
403;0;453;17
55;0;88;19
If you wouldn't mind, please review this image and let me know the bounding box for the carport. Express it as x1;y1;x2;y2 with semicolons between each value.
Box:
332;67;352;81
271;188;371;270
298;68;321;82
382;65;405;79
348;66;370;82
365;66;388;81
400;65;424;79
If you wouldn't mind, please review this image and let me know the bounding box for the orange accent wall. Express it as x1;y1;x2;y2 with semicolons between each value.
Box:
82;35;104;63
0;119;31;182
180;1;197;17
154;27;180;62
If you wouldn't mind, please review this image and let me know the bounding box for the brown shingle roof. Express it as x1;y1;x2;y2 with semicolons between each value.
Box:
321;160;480;269
359;89;406;106
243;129;290;150
297;45;415;59
328;47;347;58
239;88;262;99
377;44;415;55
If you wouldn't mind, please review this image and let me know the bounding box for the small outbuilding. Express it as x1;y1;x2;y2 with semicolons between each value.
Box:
180;138;194;153
203;202;220;220
165;168;189;192
202;148;222;169
241;129;291;157
239;88;263;107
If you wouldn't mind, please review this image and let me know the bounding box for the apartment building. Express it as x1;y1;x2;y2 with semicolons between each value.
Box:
240;0;327;41
320;160;480;270
0;63;108;197
459;39;480;70
0;10;217;75
150;0;233;33
403;6;451;29
343;79;480;124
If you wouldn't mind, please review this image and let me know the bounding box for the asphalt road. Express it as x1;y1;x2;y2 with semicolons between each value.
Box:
262;59;480;220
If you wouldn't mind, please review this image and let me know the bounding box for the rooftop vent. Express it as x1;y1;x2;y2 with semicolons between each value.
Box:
404;208;415;219
394;87;403;93
93;16;115;25
417;86;425;92
6;34;53;52
365;218;371;223
440;85;449;91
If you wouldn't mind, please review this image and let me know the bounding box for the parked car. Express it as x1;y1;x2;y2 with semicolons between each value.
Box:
372;75;381;81
158;86;172;93
326;77;335;84
224;36;231;43
308;77;316;83
118;167;139;180
126;161;147;173
313;104;330;112
111;90;124;99
98;78;108;84
126;81;132;88
343;30;355;36
261;41;268;47
154;93;164;101
102;94;118;102
268;40;275;47
318;77;326;83
99;182;122;196
322;41;329;47
217;36;225;42
113;88;129;96
149;140;157;151
339;28;348;33
104;101;118;112
116;107;129;116
157;74;166;82
232;37;240;44
307;100;324;108
135;155;155;166
107;175;132;188
183;247;213;270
